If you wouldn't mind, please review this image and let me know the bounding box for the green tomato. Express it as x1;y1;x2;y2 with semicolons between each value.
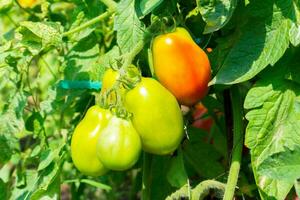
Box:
125;78;184;155
71;106;111;176
97;116;141;171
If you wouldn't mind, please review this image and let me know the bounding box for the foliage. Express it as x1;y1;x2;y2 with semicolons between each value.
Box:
0;0;300;199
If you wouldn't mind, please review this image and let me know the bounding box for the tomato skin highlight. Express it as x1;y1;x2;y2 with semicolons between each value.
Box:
97;116;141;171
152;27;211;106
71;106;111;176
125;78;184;155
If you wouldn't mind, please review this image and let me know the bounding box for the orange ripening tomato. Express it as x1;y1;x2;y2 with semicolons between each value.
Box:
152;27;211;106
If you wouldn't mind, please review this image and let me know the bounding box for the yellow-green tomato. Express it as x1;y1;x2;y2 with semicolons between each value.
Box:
71;106;111;176
125;78;184;155
101;68;119;93
97;116;141;171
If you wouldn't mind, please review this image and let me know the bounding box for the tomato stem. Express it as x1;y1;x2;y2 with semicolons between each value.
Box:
223;85;244;200
142;152;152;200
120;40;145;71
63;11;113;37
192;180;226;199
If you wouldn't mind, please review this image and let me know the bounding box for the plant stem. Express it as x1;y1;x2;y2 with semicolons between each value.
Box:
62;11;112;37
295;180;300;197
100;0;117;11
142;152;152;200
5;13;18;27
120;40;145;70
223;85;244;200
192;180;226;199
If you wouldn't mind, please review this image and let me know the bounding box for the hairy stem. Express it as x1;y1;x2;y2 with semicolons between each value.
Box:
63;11;113;37
120;40;145;70
192;180;226;200
223;85;244;200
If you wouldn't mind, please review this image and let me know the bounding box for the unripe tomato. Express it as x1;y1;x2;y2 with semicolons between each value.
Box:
152;27;211;106
100;68;127;103
97;116;141;171
71;106;111;176
125;78;184;155
101;68;119;92
18;0;37;8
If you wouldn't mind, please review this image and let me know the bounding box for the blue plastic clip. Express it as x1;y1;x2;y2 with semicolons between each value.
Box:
58;80;102;90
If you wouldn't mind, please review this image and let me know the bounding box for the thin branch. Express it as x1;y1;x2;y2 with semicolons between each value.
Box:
223;85;244;200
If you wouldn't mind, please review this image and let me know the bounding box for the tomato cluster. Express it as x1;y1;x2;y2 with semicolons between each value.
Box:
71;27;211;176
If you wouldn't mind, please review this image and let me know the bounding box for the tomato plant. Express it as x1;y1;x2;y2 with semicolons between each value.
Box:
1;0;300;200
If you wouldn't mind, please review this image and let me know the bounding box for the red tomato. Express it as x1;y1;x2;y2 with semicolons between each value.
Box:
192;103;213;132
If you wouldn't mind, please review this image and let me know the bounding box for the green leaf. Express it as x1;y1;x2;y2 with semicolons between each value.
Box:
244;56;300;199
166;148;188;188
257;146;300;181
18;21;62;54
295;180;300;197
0;92;27;137
136;0;164;17
10;170;38;200
290;24;300;46
64;32;103;81
182;127;224;178
25;112;43;133
36;163;60;192
0;164;12;183
0;178;8;200
289;0;300;46
0;135;13;163
197;0;237;34
114;0;145;53
97;46;121;71
31;175;60;200
64;179;112;191
68;12;94;41
0;0;13;13
38;149;56;171
40;88;57;115
211;0;296;85
10;162;60;200
81;179;112;191
145;155;173;200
